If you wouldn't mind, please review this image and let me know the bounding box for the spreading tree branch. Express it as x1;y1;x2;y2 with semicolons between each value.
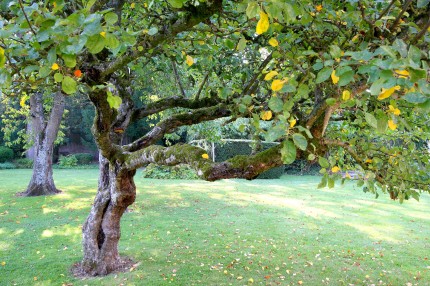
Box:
125;143;284;181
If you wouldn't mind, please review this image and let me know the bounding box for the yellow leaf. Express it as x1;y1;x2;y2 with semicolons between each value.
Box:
271;78;287;91
316;5;323;12
51;63;59;70
388;120;397;130
201;153;209;159
365;159;373;163
377;85;401;100
130;2;135;8
342;90;351;101
248;278;254;283
395;69;409;78
289;118;297;128
264;71;278;81
345;172;351;179
404;86;415;93
298;281;303;285
331;70;339;84
256;11;269;35
198;40;205;45
20;96;27;107
388;105;401;116
268;38;278;47
260;110;272;121
331;166;340;173
100;31;106;38
186;55;194;66
1;261;5;266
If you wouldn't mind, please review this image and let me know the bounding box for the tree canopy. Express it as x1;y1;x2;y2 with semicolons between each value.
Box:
1;0;430;276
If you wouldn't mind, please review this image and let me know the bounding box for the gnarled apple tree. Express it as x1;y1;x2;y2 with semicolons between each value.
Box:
1;0;429;276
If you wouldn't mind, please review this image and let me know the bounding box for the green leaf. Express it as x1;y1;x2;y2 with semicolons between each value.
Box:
392;39;407;58
338;70;354;86
0;69;11;86
297;84;310;98
408;46;422;63
265;125;285;142
380;46;397;58
281;140;297;164
328;177;335;188
417;0;430;8
62;54;76;68
237;37;247;52
54;73;63;83
104;12;118;25
377;118;387;133
85;34;106;54
105;33;120;49
326;98;337;106
318;174;328;188
318;157;329;168
168;0;186;8
403;92;428;104
148;27;158;36
308;154;316;161
316;67;332;84
409;68;426;83
246;2;259;18
62;76;77;95
329;45;342;58
107;91;122;109
292;133;307;151
38;66;51;78
268;96;283;113
365;112;377;128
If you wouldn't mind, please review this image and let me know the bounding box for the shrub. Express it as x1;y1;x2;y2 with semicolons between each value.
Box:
14;158;33;169
74;153;93;165
58;155;78;168
0;162;16;169
142;163;200;180
0;146;14;163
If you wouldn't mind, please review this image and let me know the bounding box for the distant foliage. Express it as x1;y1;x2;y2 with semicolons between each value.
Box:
142;164;200;180
14;158;33;169
0;162;16;169
0;146;14;163
74;153;93;165
58;155;78;168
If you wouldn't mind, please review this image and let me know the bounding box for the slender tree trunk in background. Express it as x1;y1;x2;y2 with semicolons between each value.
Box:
81;154;136;275
22;92;65;197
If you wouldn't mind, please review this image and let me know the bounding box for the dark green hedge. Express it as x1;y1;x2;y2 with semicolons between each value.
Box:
0;146;14;163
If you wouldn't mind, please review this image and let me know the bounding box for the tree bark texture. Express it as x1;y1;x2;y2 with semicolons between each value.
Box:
81;154;136;275
23;92;65;196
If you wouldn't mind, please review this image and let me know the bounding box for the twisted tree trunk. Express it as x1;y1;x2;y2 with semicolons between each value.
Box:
22;92;65;196
80;154;136;275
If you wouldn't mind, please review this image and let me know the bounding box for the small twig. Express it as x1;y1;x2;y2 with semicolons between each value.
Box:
242;53;273;95
410;15;430;44
195;71;210;100
358;1;374;27
377;0;396;20
391;0;413;32
171;58;186;97
18;0;37;36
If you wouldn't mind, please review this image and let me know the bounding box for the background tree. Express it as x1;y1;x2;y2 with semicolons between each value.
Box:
1;0;429;276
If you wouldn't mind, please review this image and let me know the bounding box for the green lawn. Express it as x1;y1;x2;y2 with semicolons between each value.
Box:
0;169;429;286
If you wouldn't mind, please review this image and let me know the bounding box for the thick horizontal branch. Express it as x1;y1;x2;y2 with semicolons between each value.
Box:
124;104;231;152
131;96;221;121
124;143;283;181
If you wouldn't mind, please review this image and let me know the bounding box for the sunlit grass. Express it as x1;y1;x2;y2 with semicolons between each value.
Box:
0;169;429;285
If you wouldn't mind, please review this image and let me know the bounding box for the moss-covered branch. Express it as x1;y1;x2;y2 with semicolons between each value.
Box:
125;143;283;181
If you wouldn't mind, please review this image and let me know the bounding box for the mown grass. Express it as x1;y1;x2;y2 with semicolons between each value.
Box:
0;169;429;286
